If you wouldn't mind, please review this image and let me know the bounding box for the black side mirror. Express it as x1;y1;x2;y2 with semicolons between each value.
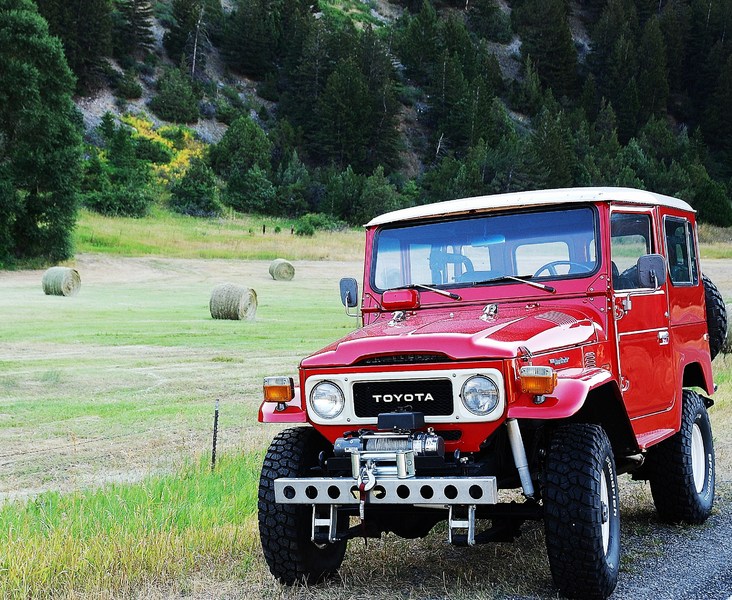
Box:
339;277;359;308
637;254;667;289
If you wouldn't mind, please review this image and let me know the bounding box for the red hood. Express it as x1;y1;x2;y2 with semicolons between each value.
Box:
302;303;602;367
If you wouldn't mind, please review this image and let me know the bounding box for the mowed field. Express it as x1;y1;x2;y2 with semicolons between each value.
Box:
1;245;731;598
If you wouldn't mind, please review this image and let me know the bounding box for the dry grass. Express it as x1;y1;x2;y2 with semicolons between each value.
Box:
74;208;365;261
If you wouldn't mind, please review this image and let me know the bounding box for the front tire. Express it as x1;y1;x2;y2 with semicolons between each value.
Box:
543;424;620;600
258;427;347;585
646;390;715;524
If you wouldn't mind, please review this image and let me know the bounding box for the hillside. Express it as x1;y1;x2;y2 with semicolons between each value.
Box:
3;0;732;266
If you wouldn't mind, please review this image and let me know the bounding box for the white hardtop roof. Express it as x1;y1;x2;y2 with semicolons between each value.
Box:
366;187;694;227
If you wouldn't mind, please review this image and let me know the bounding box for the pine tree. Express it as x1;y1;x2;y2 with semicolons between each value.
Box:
278;19;333;138
605;34;641;141
113;0;155;58
468;0;512;43
397;0;440;82
704;54;732;166
638;16;669;122
530;103;575;188
149;63;200;123
515;55;543;115
358;26;402;171
36;0;113;93
164;0;223;78
169;157;221;216
659;0;691;94
514;0;578;100
223;0;276;78
0;0;82;264
589;0;639;97
208;115;272;178
430;50;469;155
313;59;372;170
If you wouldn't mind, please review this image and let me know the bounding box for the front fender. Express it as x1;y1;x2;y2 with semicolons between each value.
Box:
507;368;615;419
258;388;307;423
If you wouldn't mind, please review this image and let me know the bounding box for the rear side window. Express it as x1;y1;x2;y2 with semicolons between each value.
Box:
664;217;698;285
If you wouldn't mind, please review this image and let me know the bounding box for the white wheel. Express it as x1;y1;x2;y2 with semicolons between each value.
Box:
600;468;610;554
691;422;705;494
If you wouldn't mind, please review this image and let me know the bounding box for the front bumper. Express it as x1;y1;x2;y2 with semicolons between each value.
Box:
274;475;498;505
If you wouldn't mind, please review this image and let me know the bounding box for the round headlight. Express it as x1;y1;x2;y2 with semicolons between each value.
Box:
310;381;345;419
461;376;500;416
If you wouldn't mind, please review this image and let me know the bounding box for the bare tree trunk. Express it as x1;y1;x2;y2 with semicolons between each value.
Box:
190;4;205;79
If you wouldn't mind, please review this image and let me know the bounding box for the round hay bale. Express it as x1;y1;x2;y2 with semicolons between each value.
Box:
42;267;81;296
269;258;295;281
209;283;257;320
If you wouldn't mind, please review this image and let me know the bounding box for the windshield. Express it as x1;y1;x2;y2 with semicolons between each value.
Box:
372;206;598;291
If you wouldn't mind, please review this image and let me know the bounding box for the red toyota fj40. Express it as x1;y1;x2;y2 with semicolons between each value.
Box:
257;187;726;599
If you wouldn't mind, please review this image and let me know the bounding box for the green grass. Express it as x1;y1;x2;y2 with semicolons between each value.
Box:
73;207;364;261
0;455;261;598
0;255;360;502
319;0;383;26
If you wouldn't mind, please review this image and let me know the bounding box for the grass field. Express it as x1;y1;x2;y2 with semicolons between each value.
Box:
73;208;365;261
0;241;731;598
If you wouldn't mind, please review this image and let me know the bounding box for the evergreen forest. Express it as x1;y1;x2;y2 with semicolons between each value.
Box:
3;0;732;265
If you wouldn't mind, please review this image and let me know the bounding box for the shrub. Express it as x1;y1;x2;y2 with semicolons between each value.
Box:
158;126;188;150
83;184;154;217
293;212;347;236
149;67;200;123
116;69;143;99
294;220;315;236
169;157;222;217
135;137;173;164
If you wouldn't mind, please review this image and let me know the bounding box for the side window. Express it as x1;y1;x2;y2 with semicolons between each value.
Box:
664;217;698;285
610;213;653;290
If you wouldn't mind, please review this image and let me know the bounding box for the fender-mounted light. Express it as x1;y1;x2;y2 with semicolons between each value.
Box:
263;376;295;403
519;366;557;395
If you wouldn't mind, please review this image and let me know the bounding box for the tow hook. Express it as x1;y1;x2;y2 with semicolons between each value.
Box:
356;460;377;522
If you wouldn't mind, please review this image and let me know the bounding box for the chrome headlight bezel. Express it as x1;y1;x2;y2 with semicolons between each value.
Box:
309;380;345;420
460;375;500;416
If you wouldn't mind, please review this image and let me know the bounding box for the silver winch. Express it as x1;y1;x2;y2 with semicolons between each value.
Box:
334;429;444;480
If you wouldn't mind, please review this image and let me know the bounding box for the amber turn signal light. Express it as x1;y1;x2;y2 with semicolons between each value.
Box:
263;376;295;403
519;366;557;395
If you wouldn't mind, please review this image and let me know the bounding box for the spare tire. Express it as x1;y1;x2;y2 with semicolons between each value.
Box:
703;274;727;359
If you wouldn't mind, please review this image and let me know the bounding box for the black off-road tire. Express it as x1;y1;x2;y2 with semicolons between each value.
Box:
703;274;727;359
258;427;347;585
646;390;715;524
543;424;620;600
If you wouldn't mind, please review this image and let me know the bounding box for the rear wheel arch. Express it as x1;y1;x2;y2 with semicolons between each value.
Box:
682;362;710;394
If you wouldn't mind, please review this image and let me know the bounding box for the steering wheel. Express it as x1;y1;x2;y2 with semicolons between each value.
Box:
533;260;591;277
449;253;474;274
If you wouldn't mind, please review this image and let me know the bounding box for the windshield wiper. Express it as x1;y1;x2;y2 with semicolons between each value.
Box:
471;275;556;294
388;283;462;301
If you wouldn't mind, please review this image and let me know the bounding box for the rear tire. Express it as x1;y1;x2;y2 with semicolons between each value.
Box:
258;427;347;585
646;390;715;524
703;274;727;359
543;424;620;600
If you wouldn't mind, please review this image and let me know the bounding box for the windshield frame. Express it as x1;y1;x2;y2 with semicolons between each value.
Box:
369;203;601;294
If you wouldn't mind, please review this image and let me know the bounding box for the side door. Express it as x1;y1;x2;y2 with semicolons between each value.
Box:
610;210;676;421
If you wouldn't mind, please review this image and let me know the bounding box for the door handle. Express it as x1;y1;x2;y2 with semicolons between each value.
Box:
658;331;669;345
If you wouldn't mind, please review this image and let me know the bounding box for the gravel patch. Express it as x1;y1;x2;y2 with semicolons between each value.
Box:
613;483;732;600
